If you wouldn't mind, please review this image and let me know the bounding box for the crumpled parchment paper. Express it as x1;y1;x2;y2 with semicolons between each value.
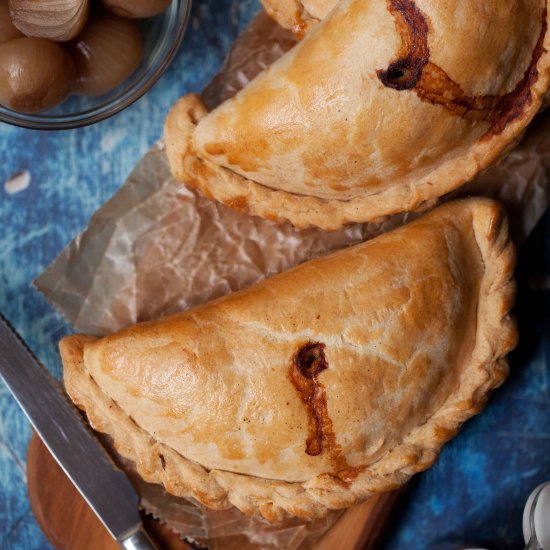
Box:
35;9;550;550
103;447;342;550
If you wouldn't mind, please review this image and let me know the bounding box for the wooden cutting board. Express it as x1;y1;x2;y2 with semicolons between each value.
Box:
27;433;400;550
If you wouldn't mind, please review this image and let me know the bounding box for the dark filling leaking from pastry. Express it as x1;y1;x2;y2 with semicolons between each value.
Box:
377;0;429;91
289;342;363;483
289;342;335;456
377;0;548;139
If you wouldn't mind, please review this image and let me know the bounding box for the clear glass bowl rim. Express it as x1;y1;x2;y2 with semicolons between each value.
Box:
0;0;192;131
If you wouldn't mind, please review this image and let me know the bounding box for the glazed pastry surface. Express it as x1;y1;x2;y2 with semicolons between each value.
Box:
165;0;550;229
61;199;517;520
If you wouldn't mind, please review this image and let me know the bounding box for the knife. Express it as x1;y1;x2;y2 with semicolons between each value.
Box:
0;314;159;550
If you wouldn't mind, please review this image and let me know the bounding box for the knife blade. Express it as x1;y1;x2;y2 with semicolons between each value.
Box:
0;314;158;550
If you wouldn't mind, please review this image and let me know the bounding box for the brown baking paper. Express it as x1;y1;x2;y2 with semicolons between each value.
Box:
35;9;550;550
103;447;342;550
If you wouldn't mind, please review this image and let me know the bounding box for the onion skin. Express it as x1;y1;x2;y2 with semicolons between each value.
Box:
68;14;143;96
101;0;171;19
0;0;23;44
0;37;76;113
9;0;89;42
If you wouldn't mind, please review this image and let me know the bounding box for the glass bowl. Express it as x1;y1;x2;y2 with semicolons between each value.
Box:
0;0;191;130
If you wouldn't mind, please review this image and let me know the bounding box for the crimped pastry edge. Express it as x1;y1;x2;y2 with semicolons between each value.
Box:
261;0;322;35
163;0;550;231
60;199;517;522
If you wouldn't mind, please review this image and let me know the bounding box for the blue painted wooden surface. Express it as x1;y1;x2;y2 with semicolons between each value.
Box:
0;1;548;548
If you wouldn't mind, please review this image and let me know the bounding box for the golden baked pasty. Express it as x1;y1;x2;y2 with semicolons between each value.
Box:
165;0;550;230
60;199;517;521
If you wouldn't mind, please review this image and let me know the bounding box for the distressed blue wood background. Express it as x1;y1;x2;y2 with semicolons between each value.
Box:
0;1;549;548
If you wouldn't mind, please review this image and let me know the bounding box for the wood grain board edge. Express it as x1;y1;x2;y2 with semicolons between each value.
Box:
27;433;400;549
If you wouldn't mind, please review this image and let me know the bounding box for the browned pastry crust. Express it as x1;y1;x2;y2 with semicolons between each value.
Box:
60;199;517;521
261;0;332;37
165;0;550;230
